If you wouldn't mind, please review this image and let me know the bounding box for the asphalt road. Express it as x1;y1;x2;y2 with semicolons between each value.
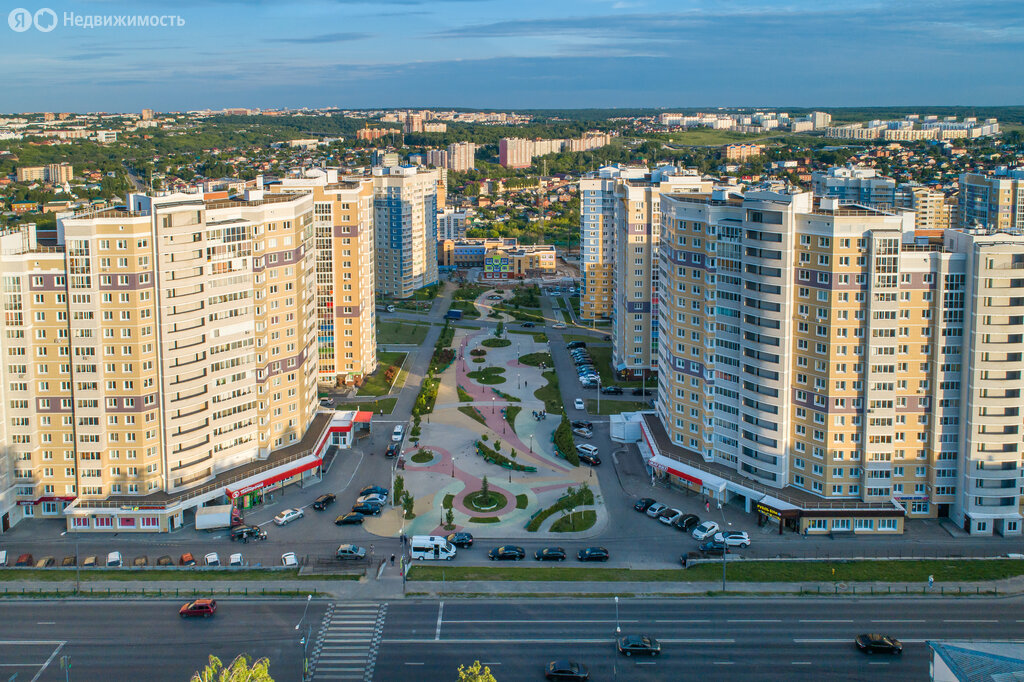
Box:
373;597;1024;681
0;599;327;681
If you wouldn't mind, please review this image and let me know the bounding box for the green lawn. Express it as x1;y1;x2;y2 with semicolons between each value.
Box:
357;351;407;396
519;352;553;367
550;510;597;532
534;369;563;414
377;321;429;345
505;405;522;426
587;345;649;389
561;334;606;344
453;284;488;302
350;397;397;415
585;398;649;415
448;299;481;319
569;296;581;320
467;366;507;385
481;338;511;348
458;405;488;425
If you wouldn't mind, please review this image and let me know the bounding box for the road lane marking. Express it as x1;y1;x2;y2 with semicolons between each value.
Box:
444;619;640;624
868;662;890;665
792;662;812;665
727;619;781;623
795;638;926;644
404;663;425;666
435;601;444;641
636;661;657;665
36;622;55;625
944;619;998;623
655;619;710;623
32;641;64;682
713;661;735;665
872;619;925;623
799;619;853;623
383;637;735;644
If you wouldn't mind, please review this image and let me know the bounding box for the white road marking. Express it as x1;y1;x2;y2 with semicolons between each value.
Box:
872;619;925;623
36;622;55;625
655;619;710;623
944;619;998;623
713;661;735;665
727;619;781;623
384;637;735;644
868;662;890;666
404;662;425;666
32;641;65;682
435;601;444;641
445;619;640;624
792;662;812;665
799;619;852;623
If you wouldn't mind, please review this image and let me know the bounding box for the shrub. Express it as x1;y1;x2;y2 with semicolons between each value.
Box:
481;338;511;348
475;440;537;472
525;483;594;532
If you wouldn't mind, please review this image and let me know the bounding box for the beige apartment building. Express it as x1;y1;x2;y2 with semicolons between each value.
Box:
373;166;439;299
959;169;1024;232
639;189;1024;535
0;190;331;532
269;170;377;386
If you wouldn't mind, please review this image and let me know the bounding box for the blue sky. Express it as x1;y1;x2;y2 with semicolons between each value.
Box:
3;0;1022;111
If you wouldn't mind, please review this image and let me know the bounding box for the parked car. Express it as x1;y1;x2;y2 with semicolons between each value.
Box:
359;485;389;498
106;551;123;567
488;545;526;561
385;305;396;313
714;531;751;548
312;493;337;510
61;555;77;567
179;553;197;567
204;552;220;567
392;424;405;442
385;443;401;458
535;547;567;562
545;660;590;681
698;540;729;556
567;341;586;349
645;502;669;519
336;544;367;561
179;598;217;618
634;497;656;512
356;493;387;506
281;552;299;567
319;398;334;409
600;386;623;395
692;521;720;541
673;514;700;532
573;399;585;410
230;525;266;542
522;322;536;328
577;547;609;562
659;508;684;526
577;444;601;466
572;427;593;439
351;502;383;516
571;420;594;430
447;532;474;548
335;512;365;525
229;553;244;567
855;633;903;655
273;508;304;526
36;556;56;568
133;555;148;567
83;555;98;568
0;551;6;567
632;388;653;397
617;635;661;657
14;553;33;567
156;555;174;567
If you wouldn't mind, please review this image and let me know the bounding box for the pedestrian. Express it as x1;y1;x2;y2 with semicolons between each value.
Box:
705;500;710;513
928;574;934;589
370;544;374;558
681;554;688;568
390;554;396;566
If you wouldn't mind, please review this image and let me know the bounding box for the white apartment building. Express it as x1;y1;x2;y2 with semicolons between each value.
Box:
446;142;476;172
373;166;440;298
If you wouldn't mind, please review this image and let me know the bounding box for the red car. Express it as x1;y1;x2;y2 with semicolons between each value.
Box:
179;598;217;618
14;553;33;567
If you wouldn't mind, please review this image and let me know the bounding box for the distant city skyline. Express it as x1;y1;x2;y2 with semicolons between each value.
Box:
3;0;1023;111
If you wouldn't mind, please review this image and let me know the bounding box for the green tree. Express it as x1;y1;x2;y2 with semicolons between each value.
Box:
494;321;504;338
401;491;415;519
190;654;273;682
445;507;455;530
393;475;405;508
480;475;489;500
457;660;498;682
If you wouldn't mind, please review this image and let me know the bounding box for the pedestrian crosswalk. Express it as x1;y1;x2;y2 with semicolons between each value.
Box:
309;601;387;681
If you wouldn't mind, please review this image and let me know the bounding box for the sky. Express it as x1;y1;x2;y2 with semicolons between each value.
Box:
2;0;1023;112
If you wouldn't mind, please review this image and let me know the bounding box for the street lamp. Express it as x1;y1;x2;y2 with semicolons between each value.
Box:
295;594;313;682
60;530;79;594
492;396;495;414
614;596;620;635
529;433;533;453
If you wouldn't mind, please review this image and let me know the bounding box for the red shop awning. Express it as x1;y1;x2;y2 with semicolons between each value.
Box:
225;457;322;500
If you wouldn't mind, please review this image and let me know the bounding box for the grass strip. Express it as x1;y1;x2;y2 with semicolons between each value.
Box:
458;405;488;426
468;517;501;524
0;568;361;582
519;352;553;367
515;494;529;509
550;510;597;532
349;397;397;415
534;369;563;415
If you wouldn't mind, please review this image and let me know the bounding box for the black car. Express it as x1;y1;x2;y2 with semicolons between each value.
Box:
632;388;653;397
855;633;903;655
698;540;728;556
447;532;474;548
488;545;526;561
634;497;656;512
617;635;661;657
312;493;336;511
578;451;601;466
535;546;566;561
577;547;609;562
673;514;700;532
566;341;586;349
571;420;594;430
359;485;389;498
351;502;383;516
335;512;365;525
230;525;265;542
600;386;623;395
522;322;536;328
385;443;400;458
546;660;590;681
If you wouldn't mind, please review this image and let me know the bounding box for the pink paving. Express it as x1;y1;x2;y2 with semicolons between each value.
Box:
403;443;518;517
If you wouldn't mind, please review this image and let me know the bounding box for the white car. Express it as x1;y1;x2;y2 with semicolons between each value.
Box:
106;551;123;567
281;552;298;567
573;399;585;410
692;521;721;541
646;502;669;519
392;424;405;442
659;508;684;526
273;508;304;526
356;493;387;506
229;553;244;567
572;427;593;439
714;531;751;548
204;552;220;567
553;323;566;329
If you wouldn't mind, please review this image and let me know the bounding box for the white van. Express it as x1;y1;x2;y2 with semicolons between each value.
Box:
410;535;456;561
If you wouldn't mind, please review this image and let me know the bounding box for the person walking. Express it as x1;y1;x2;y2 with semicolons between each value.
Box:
390;554;396;566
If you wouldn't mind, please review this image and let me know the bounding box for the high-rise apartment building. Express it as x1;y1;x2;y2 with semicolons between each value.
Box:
0;191;327;532
426;149;448;168
141;108;154;121
812;165;897;210
437;208;470;241
447;142;476;172
959;168;1024;232
579;165;712;376
897;184;951;239
403;112;424;134
373;166;439;298
499;138;533;169
269;170;377;387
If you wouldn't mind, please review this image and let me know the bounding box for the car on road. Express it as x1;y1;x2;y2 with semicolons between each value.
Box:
0;551;7;567
572;427;593;439
359;485;389;498
179;599;217;618
617;634;661;657
855;633;903;655
552;323;567;329
356;493;388;506
573;398;585;410
335;512;365;525
577;444;601;466
385;443;401;458
487;295;502;301
281;552;299;567
319;398;334;409
14;553;33;567
645;502;669;518
545;660;590;681
713;531;751;548
351;502;383;516
577;547;609;562
600;386;623;395
634;497;656;512
336;544;367;561
659;508;684;526
567;342;586;349
36;556;56;568
179;553;197;567
692;521;720;540
392;424;405;442
229;553;244;567
571;420;594;430
535;547;567;561
230;525;266;542
447;532;474;548
522;322;536;328
698;540;729;556
204;552;220;567
632;388;653;397
273;508;304;526
488;545;526;561
312;493;337;510
385;305;396;313
673;514;700;532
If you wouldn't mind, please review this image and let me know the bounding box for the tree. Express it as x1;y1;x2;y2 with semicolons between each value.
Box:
494;321;504;338
457;660;497;682
445;507;455;530
480;475;490;500
401;491;415;519
393;475;405;509
190;654;273;682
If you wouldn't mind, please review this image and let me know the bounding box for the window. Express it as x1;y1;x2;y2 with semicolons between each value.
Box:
878;519;898;531
854;519;874;531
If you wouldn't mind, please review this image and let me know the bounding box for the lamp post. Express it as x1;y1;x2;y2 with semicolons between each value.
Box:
60;531;80;594
529;433;533;453
492;396;495;414
614;596;620;635
295;594;313;681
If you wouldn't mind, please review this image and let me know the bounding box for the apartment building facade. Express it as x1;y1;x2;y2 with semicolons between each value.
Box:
812;166;897;210
446;142;476;172
959;169;1024;232
269;171;377;387
0;191;328;532
373;166;439;298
